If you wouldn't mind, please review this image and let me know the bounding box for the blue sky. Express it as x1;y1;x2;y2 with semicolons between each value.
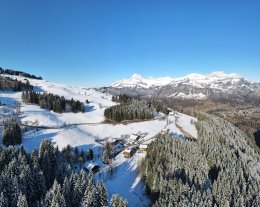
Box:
0;0;259;86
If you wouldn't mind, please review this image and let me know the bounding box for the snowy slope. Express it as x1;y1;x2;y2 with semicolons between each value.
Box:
0;74;198;206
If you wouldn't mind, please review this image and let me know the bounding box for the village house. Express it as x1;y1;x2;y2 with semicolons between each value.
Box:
107;137;119;145
84;162;100;173
129;134;140;145
138;144;148;153
123;147;135;158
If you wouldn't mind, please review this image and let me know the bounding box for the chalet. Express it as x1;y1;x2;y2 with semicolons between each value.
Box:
138;144;148;153
123;147;135;158
107;137;119;145
129;134;140;144
84;162;100;173
167;108;173;114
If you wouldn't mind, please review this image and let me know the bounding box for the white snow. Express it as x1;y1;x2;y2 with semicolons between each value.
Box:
112;71;244;90
111;71;248;100
139;144;148;149
0;74;198;206
112;73;174;88
168;92;207;100
175;112;198;139
97;152;150;206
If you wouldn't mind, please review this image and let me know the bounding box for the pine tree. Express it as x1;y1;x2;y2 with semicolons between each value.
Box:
17;193;28;207
110;194;128;207
41;152;53;189
3;119;22;146
62;177;73;207
31;161;47;201
87;148;94;160
81;186;95;207
97;181;108;207
45;180;66;207
0;192;8;207
102;143;112;164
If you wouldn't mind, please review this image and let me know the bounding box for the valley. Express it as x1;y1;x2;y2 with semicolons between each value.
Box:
0;73;197;206
0;71;259;207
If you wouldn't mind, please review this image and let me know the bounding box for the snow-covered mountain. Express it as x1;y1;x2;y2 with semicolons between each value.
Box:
112;73;174;88
104;71;260;103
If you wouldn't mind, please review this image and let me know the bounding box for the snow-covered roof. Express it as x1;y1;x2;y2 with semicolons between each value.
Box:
139;144;148;149
107;137;117;143
124;148;133;153
129;134;139;140
85;162;99;171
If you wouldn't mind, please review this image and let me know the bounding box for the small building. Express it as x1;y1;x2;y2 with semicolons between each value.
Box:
107;137;119;145
85;162;100;173
129;134;140;144
123;148;135;158
139;144;148;153
167;108;173;114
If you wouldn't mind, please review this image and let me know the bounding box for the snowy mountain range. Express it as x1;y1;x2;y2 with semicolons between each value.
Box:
103;71;260;104
112;73;174;88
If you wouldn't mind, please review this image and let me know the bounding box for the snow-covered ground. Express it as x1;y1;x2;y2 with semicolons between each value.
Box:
97;152;150;207
0;75;198;206
175;112;198;139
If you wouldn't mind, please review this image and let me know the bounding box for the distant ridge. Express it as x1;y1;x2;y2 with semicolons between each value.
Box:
102;71;260;104
0;66;42;80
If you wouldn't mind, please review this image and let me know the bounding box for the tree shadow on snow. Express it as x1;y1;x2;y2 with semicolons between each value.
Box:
97;158;150;207
33;86;45;92
85;105;96;112
0;96;18;107
23;130;58;152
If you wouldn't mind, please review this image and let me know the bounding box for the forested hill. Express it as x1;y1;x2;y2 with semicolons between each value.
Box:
0;67;42;80
142;114;260;206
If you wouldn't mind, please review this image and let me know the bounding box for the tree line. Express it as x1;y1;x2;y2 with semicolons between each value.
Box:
2;118;22;146
22;91;85;113
141;113;260;206
111;94;132;103
0;67;42;80
104;99;154;122
104;94;168;122
0;139;128;207
0;76;33;91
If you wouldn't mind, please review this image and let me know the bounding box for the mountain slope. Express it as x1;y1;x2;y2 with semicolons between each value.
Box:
103;71;260;104
142;113;260;206
0;73;195;206
112;73;174;88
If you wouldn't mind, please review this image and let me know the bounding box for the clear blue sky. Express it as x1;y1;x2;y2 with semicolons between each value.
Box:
0;0;259;86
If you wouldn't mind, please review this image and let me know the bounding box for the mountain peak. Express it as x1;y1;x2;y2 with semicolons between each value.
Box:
112;71;245;89
182;71;242;80
112;74;174;88
207;71;241;79
130;73;143;79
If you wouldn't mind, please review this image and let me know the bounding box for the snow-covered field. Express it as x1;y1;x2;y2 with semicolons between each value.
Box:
0;75;198;206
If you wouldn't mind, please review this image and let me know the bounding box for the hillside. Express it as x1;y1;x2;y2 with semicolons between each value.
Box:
0;73;198;206
142;114;260;206
1;72;259;206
